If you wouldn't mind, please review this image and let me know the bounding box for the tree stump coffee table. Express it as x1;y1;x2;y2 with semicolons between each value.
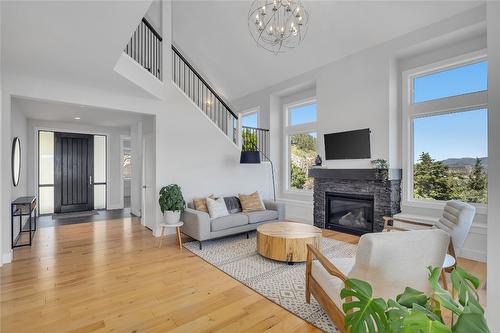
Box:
256;222;322;264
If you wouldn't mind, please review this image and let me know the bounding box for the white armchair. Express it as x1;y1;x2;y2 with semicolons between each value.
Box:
383;200;476;289
305;229;450;333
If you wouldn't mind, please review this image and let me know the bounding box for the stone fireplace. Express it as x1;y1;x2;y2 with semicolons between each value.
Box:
309;168;401;235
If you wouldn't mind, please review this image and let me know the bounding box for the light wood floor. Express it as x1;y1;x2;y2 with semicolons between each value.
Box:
0;217;486;333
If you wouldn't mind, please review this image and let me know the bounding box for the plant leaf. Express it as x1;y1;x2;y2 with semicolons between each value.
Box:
396;287;428;308
402;311;452;333
341;278;389;333
427;267;461;315
452;304;490;333
450;266;480;308
386;299;409;333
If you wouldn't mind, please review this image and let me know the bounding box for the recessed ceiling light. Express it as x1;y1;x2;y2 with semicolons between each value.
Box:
74;117;81;120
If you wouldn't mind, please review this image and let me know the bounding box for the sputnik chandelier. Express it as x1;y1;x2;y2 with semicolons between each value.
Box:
248;0;309;54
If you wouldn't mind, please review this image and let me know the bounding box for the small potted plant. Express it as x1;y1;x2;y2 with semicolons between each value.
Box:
158;184;185;224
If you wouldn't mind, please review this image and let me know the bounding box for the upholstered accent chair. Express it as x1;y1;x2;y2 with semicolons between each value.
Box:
305;229;450;333
383;200;476;289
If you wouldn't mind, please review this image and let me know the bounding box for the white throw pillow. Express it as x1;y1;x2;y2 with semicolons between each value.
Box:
206;197;229;219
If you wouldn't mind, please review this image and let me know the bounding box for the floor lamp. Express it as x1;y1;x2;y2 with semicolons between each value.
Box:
240;149;276;202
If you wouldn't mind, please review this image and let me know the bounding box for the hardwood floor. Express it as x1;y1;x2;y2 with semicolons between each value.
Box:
0;217;486;333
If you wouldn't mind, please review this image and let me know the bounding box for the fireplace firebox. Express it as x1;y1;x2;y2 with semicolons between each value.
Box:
326;192;374;235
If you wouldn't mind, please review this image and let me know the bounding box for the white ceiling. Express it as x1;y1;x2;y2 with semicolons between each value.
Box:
13;97;144;128
2;0;152;98
172;1;483;100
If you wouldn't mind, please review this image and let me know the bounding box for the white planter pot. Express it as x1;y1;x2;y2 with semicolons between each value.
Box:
164;211;181;225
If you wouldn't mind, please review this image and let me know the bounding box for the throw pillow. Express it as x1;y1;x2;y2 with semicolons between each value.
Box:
193;195;214;213
239;191;265;212
206;197;229;219
224;196;242;214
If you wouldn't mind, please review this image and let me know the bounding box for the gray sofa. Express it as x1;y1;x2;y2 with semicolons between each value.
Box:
181;200;285;249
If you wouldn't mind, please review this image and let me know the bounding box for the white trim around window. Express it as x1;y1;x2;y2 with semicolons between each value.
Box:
402;49;488;212
283;97;317;194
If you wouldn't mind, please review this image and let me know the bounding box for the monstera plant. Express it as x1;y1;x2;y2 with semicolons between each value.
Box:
341;266;489;333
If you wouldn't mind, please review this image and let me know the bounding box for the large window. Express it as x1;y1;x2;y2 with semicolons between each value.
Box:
405;55;488;205
241;111;258;128
285;100;317;191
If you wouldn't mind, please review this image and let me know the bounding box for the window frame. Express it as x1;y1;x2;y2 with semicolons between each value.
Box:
402;50;488;211
283;97;317;194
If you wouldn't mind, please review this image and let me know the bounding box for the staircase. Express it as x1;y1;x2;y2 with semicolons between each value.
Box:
125;17;270;154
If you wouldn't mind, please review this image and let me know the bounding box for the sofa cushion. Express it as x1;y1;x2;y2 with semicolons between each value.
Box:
246;210;278;224
224;196;242;214
311;258;355;308
211;213;249;232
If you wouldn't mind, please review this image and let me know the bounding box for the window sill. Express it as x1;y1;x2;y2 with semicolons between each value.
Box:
283;189;313;197
403;198;487;215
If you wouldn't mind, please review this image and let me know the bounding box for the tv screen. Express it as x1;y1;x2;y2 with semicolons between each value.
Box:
324;129;371;160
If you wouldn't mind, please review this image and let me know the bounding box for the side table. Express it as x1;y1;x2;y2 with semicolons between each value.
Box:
157;222;184;249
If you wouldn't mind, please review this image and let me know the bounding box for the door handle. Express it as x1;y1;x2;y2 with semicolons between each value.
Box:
142;185;147;189
89;176;92;185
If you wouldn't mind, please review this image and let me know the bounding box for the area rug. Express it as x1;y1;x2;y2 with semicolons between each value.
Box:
183;232;357;333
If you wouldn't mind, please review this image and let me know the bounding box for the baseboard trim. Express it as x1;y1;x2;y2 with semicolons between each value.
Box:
130;208;141;217
460;248;486;263
286;214;313;225
2;251;13;265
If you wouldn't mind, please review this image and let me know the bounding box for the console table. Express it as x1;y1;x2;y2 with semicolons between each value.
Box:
11;196;37;248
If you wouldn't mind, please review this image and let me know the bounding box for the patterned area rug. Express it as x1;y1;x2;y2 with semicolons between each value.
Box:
183;232;357;332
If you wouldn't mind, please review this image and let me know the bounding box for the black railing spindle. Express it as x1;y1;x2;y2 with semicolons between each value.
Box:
125;18;162;81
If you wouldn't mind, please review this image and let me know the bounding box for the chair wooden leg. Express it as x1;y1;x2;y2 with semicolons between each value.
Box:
306;249;312;303
441;269;448;290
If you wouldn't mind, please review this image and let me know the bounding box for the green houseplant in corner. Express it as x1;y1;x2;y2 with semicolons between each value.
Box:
341;266;489;333
159;184;185;225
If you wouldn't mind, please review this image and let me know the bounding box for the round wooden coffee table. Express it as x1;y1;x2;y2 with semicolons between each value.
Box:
256;222;322;264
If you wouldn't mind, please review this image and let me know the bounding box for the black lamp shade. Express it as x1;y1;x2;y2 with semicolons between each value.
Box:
240;151;261;164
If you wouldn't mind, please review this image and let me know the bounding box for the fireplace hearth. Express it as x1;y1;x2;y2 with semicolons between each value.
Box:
309;168;401;234
326;192;374;235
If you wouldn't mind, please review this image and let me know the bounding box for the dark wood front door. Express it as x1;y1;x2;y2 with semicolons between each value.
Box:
54;132;94;213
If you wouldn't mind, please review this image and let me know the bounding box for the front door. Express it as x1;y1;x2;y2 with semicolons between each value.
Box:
54;132;94;213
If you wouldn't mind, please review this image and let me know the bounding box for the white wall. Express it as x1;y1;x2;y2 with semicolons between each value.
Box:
26;119;130;211
10;100;29;242
231;6;488;260
0;1;3;265
486;1;500;329
145;0;162;34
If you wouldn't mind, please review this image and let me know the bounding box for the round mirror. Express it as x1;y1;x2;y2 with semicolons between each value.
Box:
12;137;21;187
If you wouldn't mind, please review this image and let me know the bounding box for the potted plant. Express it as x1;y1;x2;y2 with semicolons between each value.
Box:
371;158;389;183
158;184;185;224
341;266;489;333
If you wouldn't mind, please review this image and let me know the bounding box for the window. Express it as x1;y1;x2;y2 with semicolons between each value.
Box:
413;60;487;103
405;55;488;205
241;111;258;128
285;100;317;191
94;135;107;210
38;131;54;214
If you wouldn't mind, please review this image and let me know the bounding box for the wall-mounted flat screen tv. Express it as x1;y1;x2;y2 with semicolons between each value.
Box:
324;128;371;160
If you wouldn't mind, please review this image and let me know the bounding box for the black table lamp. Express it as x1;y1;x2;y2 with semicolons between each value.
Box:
240;149;276;202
